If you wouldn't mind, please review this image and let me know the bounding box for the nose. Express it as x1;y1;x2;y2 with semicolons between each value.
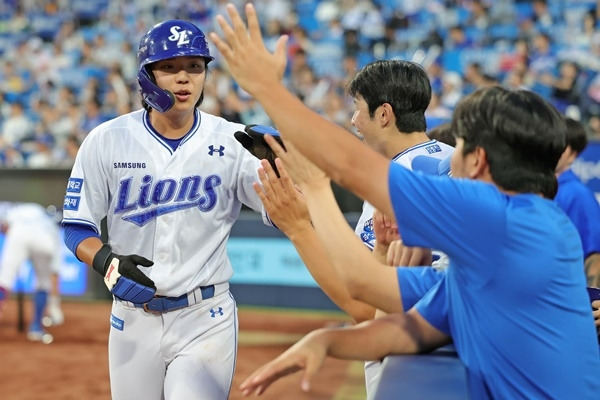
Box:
175;69;189;83
351;111;358;126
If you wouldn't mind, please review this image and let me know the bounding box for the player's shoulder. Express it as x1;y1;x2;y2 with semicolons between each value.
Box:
197;111;245;137
80;110;144;147
88;110;143;136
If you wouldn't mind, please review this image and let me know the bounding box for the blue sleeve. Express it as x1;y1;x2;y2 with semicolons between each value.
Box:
414;274;451;336
63;223;100;259
396;267;446;311
555;181;600;259
387;163;505;267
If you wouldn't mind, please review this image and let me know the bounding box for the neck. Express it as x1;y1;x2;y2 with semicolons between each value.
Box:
383;131;431;159
149;109;196;139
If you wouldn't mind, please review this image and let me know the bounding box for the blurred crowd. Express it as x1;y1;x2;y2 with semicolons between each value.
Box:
2;0;600;168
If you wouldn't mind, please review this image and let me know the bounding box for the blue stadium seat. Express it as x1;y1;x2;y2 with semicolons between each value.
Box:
488;24;519;42
72;0;109;20
514;2;534;19
28;12;67;41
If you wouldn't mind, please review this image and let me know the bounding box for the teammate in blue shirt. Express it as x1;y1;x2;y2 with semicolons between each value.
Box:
555;117;600;287
210;5;600;399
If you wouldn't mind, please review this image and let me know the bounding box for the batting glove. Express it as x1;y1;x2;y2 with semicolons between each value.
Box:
92;244;156;303
234;124;285;177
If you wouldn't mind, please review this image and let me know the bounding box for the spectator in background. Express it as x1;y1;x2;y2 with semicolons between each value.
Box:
532;0;554;32
445;25;474;50
529;32;556;80
440;71;463;109
541;61;582;114
555;117;600;288
0;101;34;152
463;62;487;94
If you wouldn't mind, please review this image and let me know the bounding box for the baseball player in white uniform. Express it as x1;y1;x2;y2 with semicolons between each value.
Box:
61;20;269;400
0;202;64;341
348;60;454;399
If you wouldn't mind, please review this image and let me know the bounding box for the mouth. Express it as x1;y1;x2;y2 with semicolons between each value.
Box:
173;90;192;102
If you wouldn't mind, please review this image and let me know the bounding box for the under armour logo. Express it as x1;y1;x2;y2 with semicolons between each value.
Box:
208;145;225;157
168;26;190;46
210;307;224;318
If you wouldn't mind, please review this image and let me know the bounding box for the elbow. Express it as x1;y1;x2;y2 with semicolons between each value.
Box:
345;277;370;304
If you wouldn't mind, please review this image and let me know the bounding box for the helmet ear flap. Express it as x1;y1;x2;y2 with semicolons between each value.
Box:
138;66;175;113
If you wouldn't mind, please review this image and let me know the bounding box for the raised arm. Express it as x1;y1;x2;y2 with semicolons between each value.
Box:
209;4;394;219
254;162;376;322
261;139;403;314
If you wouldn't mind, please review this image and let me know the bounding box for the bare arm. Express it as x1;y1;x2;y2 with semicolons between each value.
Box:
585;253;600;287
239;309;451;396
209;4;394;219
76;236;105;266
254;163;376;323
262;141;403;314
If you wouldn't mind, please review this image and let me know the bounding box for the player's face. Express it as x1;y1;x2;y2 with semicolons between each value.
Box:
152;56;206;111
450;137;469;178
450;138;478;178
351;96;378;144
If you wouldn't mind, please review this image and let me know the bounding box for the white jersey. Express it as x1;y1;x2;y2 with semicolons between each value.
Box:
62;109;266;296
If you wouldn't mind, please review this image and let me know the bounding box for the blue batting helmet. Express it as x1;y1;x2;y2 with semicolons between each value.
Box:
137;19;214;113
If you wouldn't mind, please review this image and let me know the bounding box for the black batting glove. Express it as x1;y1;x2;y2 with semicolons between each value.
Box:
92;244;156;303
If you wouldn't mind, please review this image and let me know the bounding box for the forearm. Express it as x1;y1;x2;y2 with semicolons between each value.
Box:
76;237;105;267
288;223;376;323
585;253;600;287
302;182;403;313
313;313;426;361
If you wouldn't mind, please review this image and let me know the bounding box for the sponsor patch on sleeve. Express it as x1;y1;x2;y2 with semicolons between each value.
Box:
425;144;442;154
110;314;124;331
66;178;83;193
63;196;80;211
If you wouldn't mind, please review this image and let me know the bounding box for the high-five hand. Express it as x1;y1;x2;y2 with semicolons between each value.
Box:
263;135;329;192
209;3;288;97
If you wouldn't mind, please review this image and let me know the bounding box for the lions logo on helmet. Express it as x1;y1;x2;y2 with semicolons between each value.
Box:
137;20;213;113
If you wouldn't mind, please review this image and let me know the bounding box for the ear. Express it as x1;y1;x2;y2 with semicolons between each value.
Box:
379;103;394;127
468;146;489;179
564;146;578;165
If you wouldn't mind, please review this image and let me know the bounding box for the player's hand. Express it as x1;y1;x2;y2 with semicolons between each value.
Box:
209;3;288;97
92;244;156;303
592;300;600;328
387;242;433;267
263;135;329;192
240;330;328;396
372;210;432;267
372;210;399;248
254;158;312;236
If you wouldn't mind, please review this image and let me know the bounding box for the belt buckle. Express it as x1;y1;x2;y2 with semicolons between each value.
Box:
142;302;161;315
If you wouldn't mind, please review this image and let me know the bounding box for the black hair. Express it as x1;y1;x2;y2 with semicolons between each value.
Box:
347;60;431;133
564;117;588;155
452;86;566;199
428;122;455;147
